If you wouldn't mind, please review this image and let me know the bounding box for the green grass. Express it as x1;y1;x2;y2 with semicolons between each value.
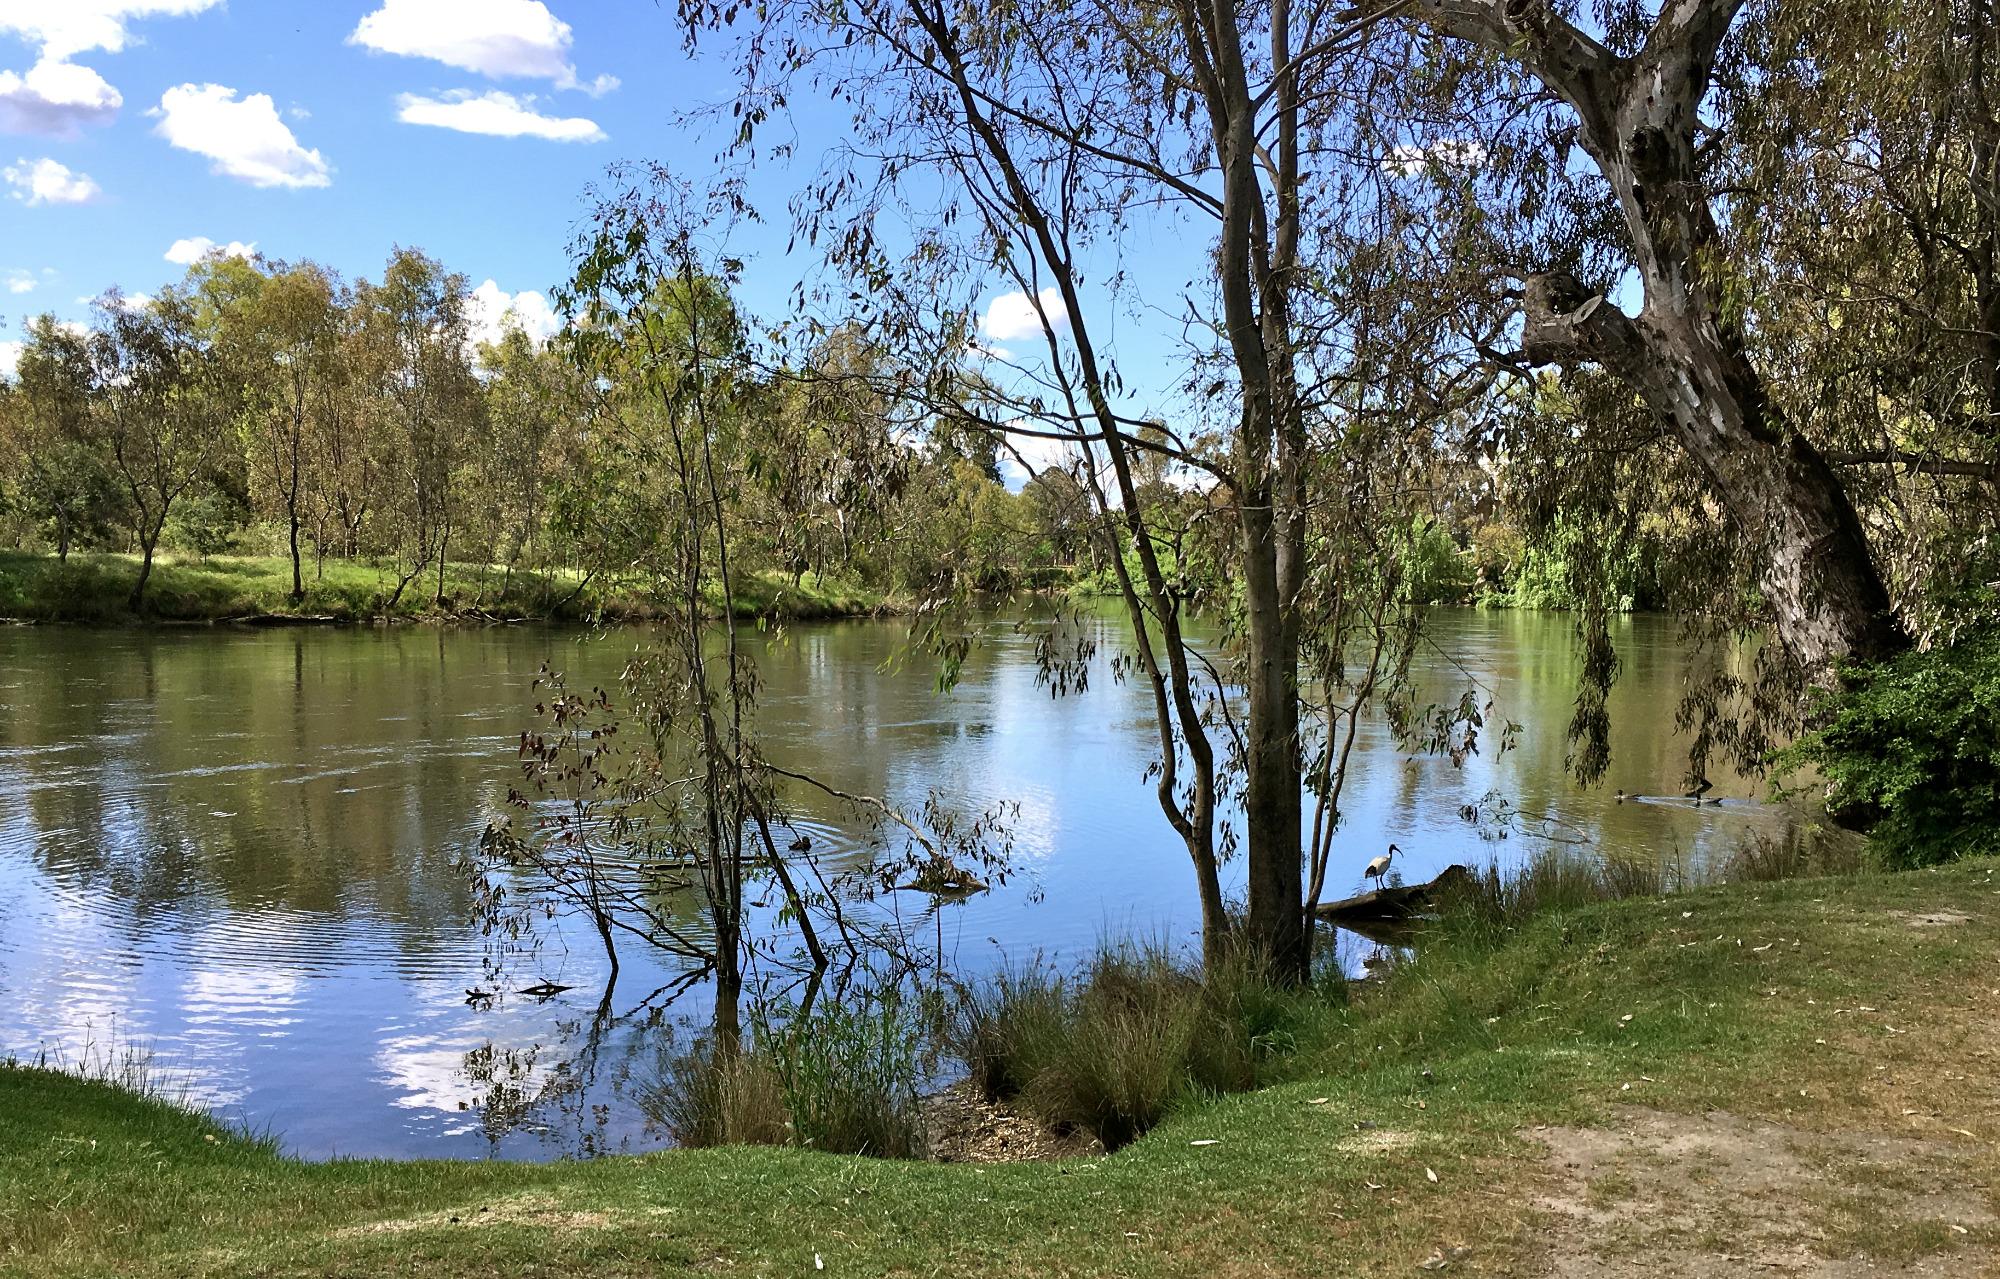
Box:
0;550;891;625
4;860;1996;1277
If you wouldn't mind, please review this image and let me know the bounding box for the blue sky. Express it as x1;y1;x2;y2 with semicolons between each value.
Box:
0;1;849;360
0;0;1213;485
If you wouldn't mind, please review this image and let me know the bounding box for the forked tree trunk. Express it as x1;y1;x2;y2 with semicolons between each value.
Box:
129;517;164;611
1415;0;1908;675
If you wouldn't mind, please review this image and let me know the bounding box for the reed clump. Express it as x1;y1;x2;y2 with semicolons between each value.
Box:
949;941;1337;1151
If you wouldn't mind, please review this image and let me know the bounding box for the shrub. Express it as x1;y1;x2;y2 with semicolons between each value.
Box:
1775;629;2000;868
759;988;933;1159
952;941;1326;1152
648;987;933;1159
646;1041;790;1148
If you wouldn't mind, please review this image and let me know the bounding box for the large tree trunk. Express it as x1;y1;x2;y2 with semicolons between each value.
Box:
1239;498;1307;977
1521;272;1903;672
1415;0;1907;675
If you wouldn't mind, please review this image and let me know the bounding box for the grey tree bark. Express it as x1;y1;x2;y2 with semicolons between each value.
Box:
1410;0;1907;673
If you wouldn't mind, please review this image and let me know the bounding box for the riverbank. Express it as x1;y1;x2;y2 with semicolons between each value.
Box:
0;551;891;625
5;859;1993;1277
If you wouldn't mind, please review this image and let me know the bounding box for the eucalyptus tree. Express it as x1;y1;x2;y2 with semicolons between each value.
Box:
5;316;121;562
1721;0;2000;644
1393;0;1909;683
744;327;915;587
689;0;1487;979
208;258;350;601
92;290;238;609
315;307;375;564
479;324;584;588
352;249;482;607
538;179;815;1047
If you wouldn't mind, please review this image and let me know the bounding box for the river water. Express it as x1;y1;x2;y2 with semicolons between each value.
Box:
0;609;1810;1159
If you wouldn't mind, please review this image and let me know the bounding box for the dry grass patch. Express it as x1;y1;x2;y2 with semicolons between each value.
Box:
1530;1108;1996;1277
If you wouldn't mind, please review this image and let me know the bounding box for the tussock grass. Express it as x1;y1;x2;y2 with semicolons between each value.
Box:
648;988;933;1159
645;1043;791;1148
1723;823;1865;883
951;941;1339;1151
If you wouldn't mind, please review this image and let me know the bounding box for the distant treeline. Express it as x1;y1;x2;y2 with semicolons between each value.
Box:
0;248;1111;617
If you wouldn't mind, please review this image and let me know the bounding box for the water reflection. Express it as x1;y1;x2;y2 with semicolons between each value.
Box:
0;611;1824;1158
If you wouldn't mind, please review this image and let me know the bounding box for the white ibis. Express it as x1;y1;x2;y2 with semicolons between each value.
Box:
1365;844;1399;890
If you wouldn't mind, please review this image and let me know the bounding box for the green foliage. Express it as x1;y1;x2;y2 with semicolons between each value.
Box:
165;490;244;563
1480;512;1656;613
1397;516;1473;606
1775;630;2000;868
756;988;934;1159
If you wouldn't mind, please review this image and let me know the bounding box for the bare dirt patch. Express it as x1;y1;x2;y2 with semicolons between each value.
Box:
330;1191;637;1238
1530;1108;1995;1277
924;1081;1099;1163
1889;910;1976;929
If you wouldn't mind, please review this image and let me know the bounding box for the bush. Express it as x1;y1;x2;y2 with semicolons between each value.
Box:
650;987;933;1159
646;1042;790;1148
1775;630;2000;868
759;988;933;1159
951;942;1326;1152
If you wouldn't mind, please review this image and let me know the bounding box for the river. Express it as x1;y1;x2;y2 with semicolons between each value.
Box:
0;609;1813;1159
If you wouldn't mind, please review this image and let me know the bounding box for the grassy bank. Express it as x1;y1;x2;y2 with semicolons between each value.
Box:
5;860;1995;1277
0;551;890;625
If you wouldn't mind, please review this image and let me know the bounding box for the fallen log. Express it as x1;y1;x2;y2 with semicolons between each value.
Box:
1314;864;1472;942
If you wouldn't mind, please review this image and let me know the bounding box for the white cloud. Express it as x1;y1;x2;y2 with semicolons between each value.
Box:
350;0;606;91
0;58;121;134
4;155;99;203
1382;139;1489;178
0;339;20;379
164;235;255;265
5;268;35;293
982;288;1069;343
153;84;330;189
0;1;221;135
0;1;222;61
996;418;1083;489
467;278;559;354
395;90;602;142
